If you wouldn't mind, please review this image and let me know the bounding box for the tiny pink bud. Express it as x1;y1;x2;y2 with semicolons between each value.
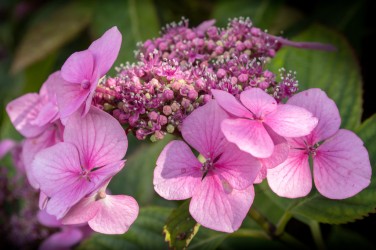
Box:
163;105;172;116
238;73;248;83
163;89;174;100
217;69;226;79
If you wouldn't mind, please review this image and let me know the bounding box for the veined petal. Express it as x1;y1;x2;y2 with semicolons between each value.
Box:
64;106;128;169
22;126;61;189
215;142;261;189
153;140;202;200
89;26;122;77
265;104;318;137
314;129;371;199
182;100;229;159
88;195;139;234
267;149;312;198
61;50;94;84
260;125;289;169
61;194;100;225
54;74;90;119
287;88;341;142
211;89;252;118
190;175;254;233
240;88;277;118
221;118;274;158
6;93;47;137
32;142;96;218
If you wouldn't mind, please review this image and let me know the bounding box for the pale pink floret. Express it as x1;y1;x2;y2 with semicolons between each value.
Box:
267;89;371;199
31;107;127;218
153;101;261;233
55;27;122;119
211;89;318;158
6;72;60;138
61;179;139;234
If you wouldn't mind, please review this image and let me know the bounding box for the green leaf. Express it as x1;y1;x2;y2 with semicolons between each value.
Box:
78;206;172;250
11;1;93;73
90;0;159;71
327;226;374;249
189;228;228;250
260;114;376;224
269;24;363;130
163;200;200;250
109;135;175;206
212;0;283;29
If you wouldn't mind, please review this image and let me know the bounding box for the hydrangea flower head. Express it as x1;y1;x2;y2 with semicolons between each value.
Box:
267;89;371;199
153;100;261;232
55;27;122;119
31;107;127;218
211;88;318;158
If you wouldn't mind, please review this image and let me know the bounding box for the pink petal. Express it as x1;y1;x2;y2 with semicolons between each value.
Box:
240;88;277;118
39;228;83;250
260;126;289;169
88;26;122;77
287;88;341;142
88;194;139;234
254;166;267;184
54;74;90;119
6;93;47;137
83;88;97;117
37;210;61;228
22;126;61;189
314;129;371;199
61;50;94;84
195;19;216;32
40;71;59;105
215;142;261;190
0;139;15;159
39;192;48;210
211;89;252;118
32;142;96;218
267;148;312;198
265;104;318;137
32;102;59;127
221;118;274;158
190;175;255;233
61;195;100;225
153;140;202;200
89;160;126;187
182;100;229;159
64;106;128;169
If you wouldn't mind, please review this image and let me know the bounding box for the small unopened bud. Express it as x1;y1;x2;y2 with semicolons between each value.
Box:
166;124;175;133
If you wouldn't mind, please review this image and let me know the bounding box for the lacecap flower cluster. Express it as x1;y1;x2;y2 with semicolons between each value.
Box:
3;17;371;245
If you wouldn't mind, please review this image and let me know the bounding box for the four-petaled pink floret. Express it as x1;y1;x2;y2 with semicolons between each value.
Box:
153;100;261;233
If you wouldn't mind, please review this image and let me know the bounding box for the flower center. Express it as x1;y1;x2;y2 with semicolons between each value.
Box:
81;79;90;90
200;153;222;180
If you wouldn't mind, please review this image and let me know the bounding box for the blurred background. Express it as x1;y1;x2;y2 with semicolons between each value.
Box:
0;0;375;249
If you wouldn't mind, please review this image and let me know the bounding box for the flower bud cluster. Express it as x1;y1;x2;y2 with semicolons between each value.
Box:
93;17;299;141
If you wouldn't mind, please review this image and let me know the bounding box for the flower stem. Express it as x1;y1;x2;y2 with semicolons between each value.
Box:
248;207;308;249
230;229;269;239
310;221;326;250
276;211;292;235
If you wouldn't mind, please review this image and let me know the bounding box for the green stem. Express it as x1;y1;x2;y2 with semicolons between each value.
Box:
276;211;292;235
248;207;308;249
310;221;326;250
230;229;270;240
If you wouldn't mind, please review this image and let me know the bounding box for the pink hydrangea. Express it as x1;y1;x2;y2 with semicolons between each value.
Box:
31;107;128;218
267;89;371;199
153;100;261;233
211;88;318;158
54;27;122;119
